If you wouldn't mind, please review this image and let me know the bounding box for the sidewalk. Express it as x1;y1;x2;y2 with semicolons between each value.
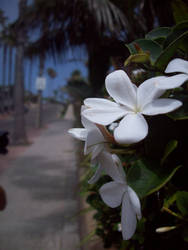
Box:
0;105;81;250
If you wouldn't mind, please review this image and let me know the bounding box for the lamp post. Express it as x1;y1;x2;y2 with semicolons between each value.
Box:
35;77;46;128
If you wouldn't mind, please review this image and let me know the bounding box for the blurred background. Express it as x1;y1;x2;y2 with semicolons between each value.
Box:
0;0;179;145
0;1;187;250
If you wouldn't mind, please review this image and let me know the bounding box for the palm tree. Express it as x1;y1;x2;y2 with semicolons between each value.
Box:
25;0;176;98
24;0;130;96
2;43;7;86
12;0;28;144
8;45;13;86
0;10;8;113
27;58;33;94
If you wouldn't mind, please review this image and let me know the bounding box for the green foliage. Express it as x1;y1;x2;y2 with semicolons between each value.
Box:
80;13;188;250
145;27;172;42
47;67;57;78
167;94;188;120
124;53;150;67
161;140;178;165
125;21;188;71
127;160;181;198
172;0;188;23
64;70;91;101
125;39;162;65
176;191;188;216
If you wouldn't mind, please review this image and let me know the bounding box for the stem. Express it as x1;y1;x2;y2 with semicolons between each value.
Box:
162;207;183;220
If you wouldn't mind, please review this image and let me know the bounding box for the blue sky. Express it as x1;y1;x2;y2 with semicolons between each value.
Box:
0;0;88;97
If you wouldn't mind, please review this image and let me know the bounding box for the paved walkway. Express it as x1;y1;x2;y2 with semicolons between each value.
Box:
0;105;80;250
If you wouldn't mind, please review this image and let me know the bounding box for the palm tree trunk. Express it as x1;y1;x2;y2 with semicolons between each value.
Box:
36;53;45;128
2;43;7;86
7;45;13;112
12;0;28;144
1;43;7;113
8;46;13;86
28;59;33;92
27;58;33;104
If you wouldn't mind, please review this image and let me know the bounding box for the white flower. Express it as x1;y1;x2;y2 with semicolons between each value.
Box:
68;115;105;161
166;58;188;75
68;115;120;184
82;70;183;144
99;154;141;240
109;122;118;131
155;58;188;89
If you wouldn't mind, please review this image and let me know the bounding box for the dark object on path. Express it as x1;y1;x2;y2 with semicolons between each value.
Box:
0;186;6;210
0;131;9;154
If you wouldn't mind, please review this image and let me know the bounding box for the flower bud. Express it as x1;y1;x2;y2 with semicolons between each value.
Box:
156;226;176;233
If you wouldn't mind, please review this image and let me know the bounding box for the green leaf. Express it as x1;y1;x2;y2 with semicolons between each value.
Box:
146;27;171;41
176;191;188;216
125;39;162;64
163;192;178;209
124;53;150;66
155;30;188;71
164;21;188;50
127;160;181;199
172;0;188;24
167;94;188;120
161;140;178;165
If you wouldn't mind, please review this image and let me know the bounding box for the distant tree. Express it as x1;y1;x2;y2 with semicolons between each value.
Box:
12;0;28;144
47;68;57;79
24;0;129;95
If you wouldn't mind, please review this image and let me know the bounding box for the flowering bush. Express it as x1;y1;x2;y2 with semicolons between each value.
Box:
69;22;188;249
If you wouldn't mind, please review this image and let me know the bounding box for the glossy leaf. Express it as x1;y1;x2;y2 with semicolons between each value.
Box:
172;0;188;24
176;191;188;216
161;140;178;165
124;53;150;66
155;30;188;71
163;192;177;209
164;21;188;48
127;160;181;199
146;27;171;41
125;39;162;64
167;94;188;120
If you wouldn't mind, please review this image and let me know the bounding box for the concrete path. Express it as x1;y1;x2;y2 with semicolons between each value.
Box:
0;105;80;250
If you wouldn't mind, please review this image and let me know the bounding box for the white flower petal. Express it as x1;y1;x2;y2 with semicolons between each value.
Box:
81;105;88;112
90;152;123;183
154;74;188;90
128;186;142;220
165;58;188;74
81;115;96;130
114;113;148;144
137;76;165;109
109;122;118;131
90;144;104;160
84;98;119;108
88;163;103;184
99;181;125;208
82;107;128;126
105;70;136;109
112;154;126;182
142;98;182;116
84;128;105;157
121;192;137;240
68;128;87;141
99;152;124;182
